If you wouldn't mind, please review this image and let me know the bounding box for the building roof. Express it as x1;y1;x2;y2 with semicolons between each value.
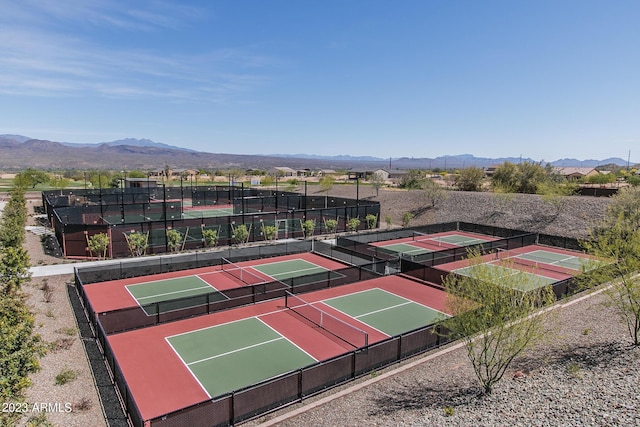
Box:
554;167;598;176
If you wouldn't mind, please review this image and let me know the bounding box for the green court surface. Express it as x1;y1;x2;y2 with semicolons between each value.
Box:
182;207;234;218
416;233;490;246
167;317;316;398
323;289;448;336
454;263;557;292
376;242;434;256
253;259;339;281
126;276;227;315
514;250;597;271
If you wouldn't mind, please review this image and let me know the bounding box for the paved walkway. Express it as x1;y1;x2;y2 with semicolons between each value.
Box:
28;238;326;278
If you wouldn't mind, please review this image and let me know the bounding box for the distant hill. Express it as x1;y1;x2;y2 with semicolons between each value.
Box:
59;137;197;153
0;134;635;171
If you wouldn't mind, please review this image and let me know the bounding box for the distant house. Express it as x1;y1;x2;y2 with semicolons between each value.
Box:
296;168;313;177
317;169;337;177
269;167;296;177
484;164;501;177
124;177;157;189
347;169;373;180
554;167;599;181
386;169;410;183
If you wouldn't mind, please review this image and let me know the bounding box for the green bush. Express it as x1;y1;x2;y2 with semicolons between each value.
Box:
55;369;77;385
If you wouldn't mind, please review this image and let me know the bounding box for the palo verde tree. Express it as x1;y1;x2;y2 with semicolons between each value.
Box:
87;233;110;259
454;166;485;191
124;231;149;257
202;228;220;248
14;168;50;189
369;172;386;197
261;222;278;242
324;218;338;235
166;229;183;252
365;214;378;230
347;217;361;233
441;249;556;393
580;186;640;345
302;219;316;239
423;178;448;208
231;223;250;246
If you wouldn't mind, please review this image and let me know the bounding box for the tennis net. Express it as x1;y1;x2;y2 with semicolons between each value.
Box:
220;258;267;286
285;291;368;348
495;249;573;276
411;231;458;248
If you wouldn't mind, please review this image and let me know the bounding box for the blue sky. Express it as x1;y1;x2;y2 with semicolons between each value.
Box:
1;1;638;162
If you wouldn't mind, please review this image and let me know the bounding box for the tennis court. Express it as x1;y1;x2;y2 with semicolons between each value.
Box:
510;249;600;272
371;230;496;255
374;242;434;256
86;253;348;315
124;258;339;315
251;258;343;281
182;207;234;218
166;317;316;398
422;233;491;246
320;288;449;336
126;276;228;315
106;274;450;421
453;261;559;292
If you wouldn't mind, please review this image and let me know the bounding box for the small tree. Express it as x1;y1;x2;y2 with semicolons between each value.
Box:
369;172;385;197
124;231;148;257
365;214;378;230
286;179;299;192
454;167;485;191
384;215;393;229
261;175;274;187
580;186;640;345
537;181;577;217
262;224;278;242
87;233;110;259
324;218;338;235
302;219;316;239
166;229;183;252
442;250;556;393
424;179;448;208
401;212;414;227
347;217;361;233
15;168;50;189
202;228;219;248
231;223;250;246
319;174;335;195
0;247;32;294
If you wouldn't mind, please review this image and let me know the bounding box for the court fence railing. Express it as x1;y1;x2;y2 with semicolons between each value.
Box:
146;311;454;427
44;186;381;259
337;224;540;266
76;257;453;427
399;258;581;300
75;242;390;335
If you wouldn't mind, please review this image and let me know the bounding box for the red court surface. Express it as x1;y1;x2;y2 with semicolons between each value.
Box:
370;230;500;251
107;275;449;420
83;252;348;312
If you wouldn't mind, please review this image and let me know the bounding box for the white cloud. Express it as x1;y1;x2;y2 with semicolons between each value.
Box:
0;1;273;102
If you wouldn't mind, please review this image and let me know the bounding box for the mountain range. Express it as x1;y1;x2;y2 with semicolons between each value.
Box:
0;134;634;171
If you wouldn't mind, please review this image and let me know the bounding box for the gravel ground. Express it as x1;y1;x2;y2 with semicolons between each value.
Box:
20;187;639;427
251;290;640;427
15;196;108;427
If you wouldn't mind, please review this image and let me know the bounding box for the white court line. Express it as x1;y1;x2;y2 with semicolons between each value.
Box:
187;337;285;366
354;301;413;319
135;285;214;301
